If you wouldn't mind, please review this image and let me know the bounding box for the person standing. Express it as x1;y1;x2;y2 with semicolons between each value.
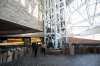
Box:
32;43;35;55
34;44;38;57
32;43;38;57
41;44;46;56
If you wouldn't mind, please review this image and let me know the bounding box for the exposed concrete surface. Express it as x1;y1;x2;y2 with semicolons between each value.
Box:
0;0;43;31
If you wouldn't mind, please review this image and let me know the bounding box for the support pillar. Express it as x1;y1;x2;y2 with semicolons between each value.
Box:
69;44;75;55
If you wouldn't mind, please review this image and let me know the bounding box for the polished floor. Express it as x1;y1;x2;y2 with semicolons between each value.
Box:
1;54;100;66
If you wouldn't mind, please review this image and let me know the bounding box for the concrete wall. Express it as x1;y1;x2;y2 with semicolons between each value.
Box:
0;0;43;31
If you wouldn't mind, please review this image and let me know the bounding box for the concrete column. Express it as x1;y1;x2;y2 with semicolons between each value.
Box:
69;44;75;55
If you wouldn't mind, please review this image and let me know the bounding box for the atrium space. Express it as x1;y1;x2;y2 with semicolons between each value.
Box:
0;0;100;66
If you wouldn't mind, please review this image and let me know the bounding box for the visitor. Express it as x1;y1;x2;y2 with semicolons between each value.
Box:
32;43;38;57
41;44;46;56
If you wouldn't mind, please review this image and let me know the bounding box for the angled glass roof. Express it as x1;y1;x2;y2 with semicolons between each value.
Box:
66;0;100;36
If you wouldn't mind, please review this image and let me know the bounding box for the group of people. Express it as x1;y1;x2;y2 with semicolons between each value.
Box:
32;43;46;57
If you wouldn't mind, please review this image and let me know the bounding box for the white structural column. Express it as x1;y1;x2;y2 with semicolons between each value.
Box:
54;0;58;48
43;0;47;45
